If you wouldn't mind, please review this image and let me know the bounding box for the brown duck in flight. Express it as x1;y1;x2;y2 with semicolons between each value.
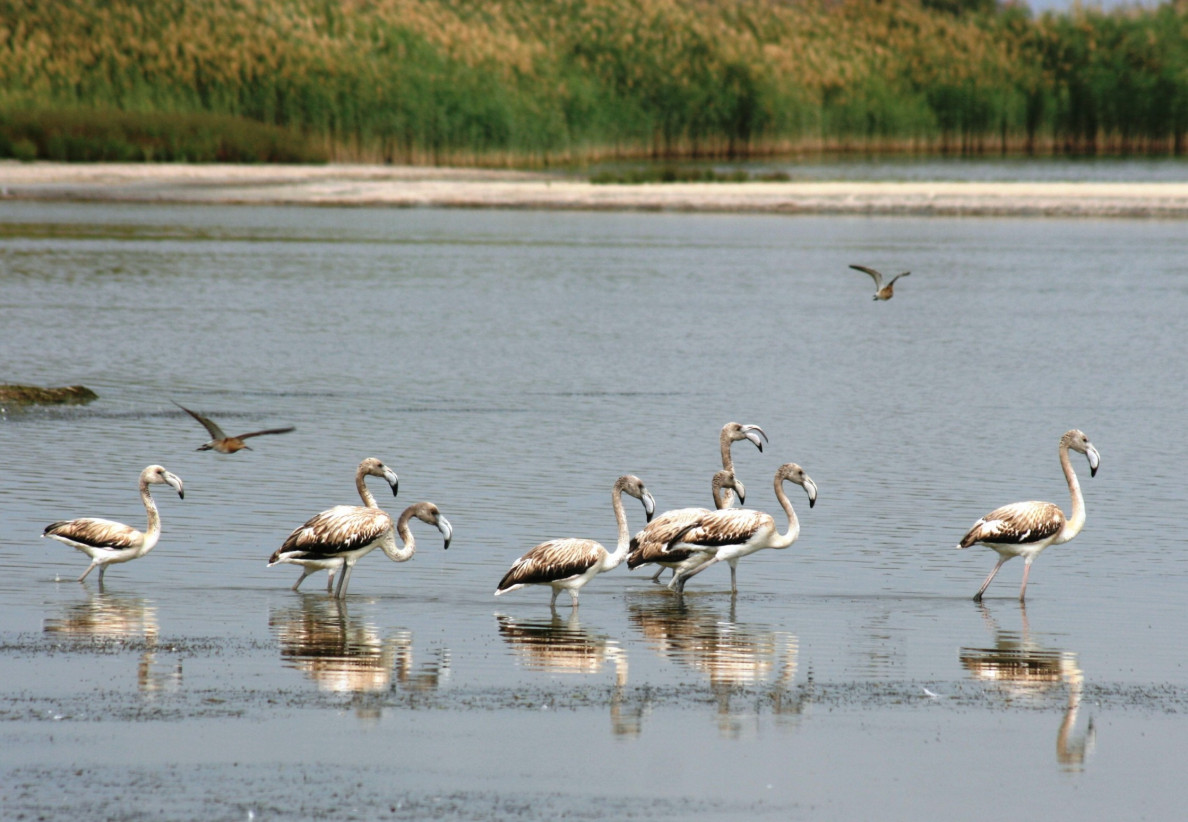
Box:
850;264;910;300
174;400;295;453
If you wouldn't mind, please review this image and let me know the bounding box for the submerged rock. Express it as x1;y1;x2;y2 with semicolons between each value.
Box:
0;384;98;406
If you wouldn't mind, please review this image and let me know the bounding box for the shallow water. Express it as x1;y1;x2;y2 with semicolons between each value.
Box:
2;202;1187;819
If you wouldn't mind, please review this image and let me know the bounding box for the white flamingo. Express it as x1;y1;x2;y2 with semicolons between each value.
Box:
665;463;817;594
958;429;1099;602
43;465;185;584
495;475;655;608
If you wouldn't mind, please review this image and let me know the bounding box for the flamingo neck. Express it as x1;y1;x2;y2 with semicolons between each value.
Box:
606;487;632;568
1056;443;1086;544
711;482;734;510
771;475;801;549
382;510;417;562
138;477;163;554
719;430;735;474
356;469;379;508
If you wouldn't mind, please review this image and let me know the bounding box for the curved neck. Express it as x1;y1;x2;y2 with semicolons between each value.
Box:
139;477;163;552
711;483;734;510
382;510;417;562
719;430;735;474
356;468;379;508
607;486;632;566
1057;443;1086;544
772;475;801;548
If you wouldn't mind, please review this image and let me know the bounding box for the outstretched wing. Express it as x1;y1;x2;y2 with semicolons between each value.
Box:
886;271;911;287
238;426;296;440
173;401;226;440
849;264;884;289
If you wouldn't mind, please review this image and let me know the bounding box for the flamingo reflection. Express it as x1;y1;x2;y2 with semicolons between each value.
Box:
627;594;802;737
43;592;182;694
496;612;639;736
960;604;1095;770
270;597;448;698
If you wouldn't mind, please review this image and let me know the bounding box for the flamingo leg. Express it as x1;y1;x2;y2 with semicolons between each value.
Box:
973;556;1009;602
549;587;560;608
334;561;354;598
325;569;337;593
649;567;666;584
291;567;316;592
1019;559;1033;602
78;560;100;583
728;560;739;595
569;589;580;607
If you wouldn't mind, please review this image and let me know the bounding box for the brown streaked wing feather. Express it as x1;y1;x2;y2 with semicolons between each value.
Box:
498;539;602;590
628;507;710;568
278;506;392;558
671;509;770;549
960;501;1064;547
237;426;296;440
44;518;140;550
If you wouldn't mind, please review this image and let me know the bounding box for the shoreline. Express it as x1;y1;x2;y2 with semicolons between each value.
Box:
2;161;1188;217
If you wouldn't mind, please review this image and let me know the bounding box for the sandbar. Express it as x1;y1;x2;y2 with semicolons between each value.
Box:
2;161;1187;217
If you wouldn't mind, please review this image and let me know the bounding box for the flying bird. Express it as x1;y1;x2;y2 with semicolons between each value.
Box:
173;400;295;453
850;264;910;300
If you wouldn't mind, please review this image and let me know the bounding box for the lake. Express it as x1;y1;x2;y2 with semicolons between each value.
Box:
2;201;1187;820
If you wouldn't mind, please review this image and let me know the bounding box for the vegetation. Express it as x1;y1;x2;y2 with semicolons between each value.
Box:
0;0;1185;165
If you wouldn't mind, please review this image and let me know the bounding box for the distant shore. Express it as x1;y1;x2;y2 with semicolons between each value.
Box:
2;162;1188;217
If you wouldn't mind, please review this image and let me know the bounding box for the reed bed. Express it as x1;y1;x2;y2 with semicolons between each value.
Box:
0;0;1184;165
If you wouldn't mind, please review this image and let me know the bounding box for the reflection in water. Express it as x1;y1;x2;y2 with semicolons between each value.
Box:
270;596;448;718
495;612;639;736
43;592;182;694
627;595;802;738
960;604;1095;771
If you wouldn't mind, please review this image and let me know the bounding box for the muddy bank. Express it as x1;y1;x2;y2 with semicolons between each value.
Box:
2;162;1188;217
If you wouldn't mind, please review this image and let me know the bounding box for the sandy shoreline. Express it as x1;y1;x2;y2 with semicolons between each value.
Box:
2;161;1188;216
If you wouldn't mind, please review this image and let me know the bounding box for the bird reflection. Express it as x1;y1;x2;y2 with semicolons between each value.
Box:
627;594;802;737
495;611;639;736
960;603;1095;770
270;596;448;703
43;592;182;694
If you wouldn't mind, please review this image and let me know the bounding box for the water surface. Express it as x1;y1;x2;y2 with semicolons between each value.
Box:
2;202;1186;819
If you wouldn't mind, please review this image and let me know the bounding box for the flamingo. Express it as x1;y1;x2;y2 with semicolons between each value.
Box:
665;463;817;594
958;429;1099;602
42;465;185;584
495;475;655;608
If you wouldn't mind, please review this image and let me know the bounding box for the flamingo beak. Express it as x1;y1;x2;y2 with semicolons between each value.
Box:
383;467;400;497
1086;444;1100;478
743;425;768;451
166;472;185;500
734;480;746;506
642;490;656;523
804;477;818;509
437;516;453;550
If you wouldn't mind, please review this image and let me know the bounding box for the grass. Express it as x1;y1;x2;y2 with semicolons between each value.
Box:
0;0;1185;165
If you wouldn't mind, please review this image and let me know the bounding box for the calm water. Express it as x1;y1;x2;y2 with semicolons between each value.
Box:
2;202;1187;819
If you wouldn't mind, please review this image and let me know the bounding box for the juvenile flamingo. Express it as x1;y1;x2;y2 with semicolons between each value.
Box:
495;475;655;608
42;464;185;584
269;458;446;597
665;463;817;594
627;469;745;582
958;429;1099;602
